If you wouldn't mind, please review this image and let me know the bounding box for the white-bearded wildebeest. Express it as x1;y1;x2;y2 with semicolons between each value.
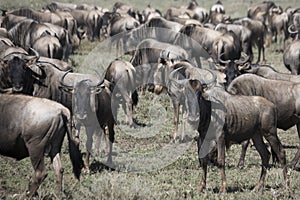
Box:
125;16;183;50
169;68;289;193
152;60;221;142
0;94;83;198
233;17;266;63
1;55;116;172
105;59;137;127
130;38;190;92
227;74;300;168
0;46;39;93
59;71;116;173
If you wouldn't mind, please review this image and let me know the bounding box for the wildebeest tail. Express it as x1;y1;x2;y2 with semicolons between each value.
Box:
63;109;83;180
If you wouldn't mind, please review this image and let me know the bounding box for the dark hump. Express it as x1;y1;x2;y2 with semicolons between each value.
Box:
147;17;163;28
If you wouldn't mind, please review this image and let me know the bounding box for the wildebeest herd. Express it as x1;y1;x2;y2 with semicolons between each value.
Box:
0;0;300;198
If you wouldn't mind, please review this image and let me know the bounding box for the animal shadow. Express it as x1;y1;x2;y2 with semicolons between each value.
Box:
89;160;116;174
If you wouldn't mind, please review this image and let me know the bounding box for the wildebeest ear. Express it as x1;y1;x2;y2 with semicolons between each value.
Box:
189;79;201;91
92;84;105;94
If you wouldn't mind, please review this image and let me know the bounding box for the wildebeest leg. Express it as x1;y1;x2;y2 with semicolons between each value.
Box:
84;127;94;174
251;132;270;191
52;153;63;198
28;156;47;198
122;94;133;127
288;123;300;168
237;140;250;168
197;137;207;192
93;126;102;157
111;96;119;124
264;133;289;189
181;107;188;142
217;134;226;193
106;122;115;165
171;99;180;142
256;40;261;64
198;159;207;192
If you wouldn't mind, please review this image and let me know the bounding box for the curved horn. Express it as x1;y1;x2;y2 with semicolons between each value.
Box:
169;67;189;85
60;69;73;88
234;52;250;65
29;47;40;60
218;53;231;65
91;69;105;88
288;24;298;34
159;50;165;59
195;68;217;86
2;52;28;61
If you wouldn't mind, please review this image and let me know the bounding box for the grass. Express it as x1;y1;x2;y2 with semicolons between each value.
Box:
0;0;300;199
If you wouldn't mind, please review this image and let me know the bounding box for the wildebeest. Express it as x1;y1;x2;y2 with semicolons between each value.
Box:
283;39;300;74
0;47;39;93
60;70;116;173
215;23;253;61
8;8;81;51
233;17;266;63
244;64;300;82
69;8;104;41
125;16;183;49
247;1;276;23
7;19;57;51
152;60;219;142
32;35;64;59
227;74;300;168
173;24;221;67
170;68;289;192
130;38;190;91
108;12;140;54
0;94;83;198
267;8;289;50
105;59;137;127
38;56;73;71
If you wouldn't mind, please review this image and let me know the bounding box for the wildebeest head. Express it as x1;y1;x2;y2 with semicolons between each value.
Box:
214;52;250;88
0;48;39;93
168;67;216;127
60;71;105;120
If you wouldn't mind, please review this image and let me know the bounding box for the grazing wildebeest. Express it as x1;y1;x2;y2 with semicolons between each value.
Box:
170;68;289;192
8;8;81;52
105;59;137;127
0;94;83;198
108;12;140;54
125;16;183;49
173;24;221;67
283;40;300;75
59;71;116;173
227;74;300;168
233;17;266;63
